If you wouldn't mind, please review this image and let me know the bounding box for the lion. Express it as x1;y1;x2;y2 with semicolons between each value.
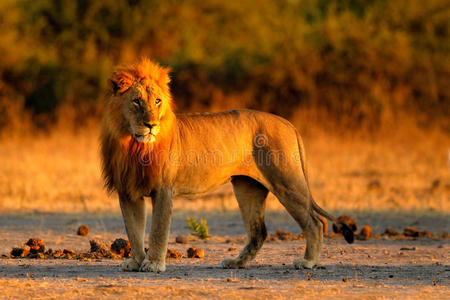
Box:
100;58;354;273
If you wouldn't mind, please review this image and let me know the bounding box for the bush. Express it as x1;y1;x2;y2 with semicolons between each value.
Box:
186;217;210;239
0;0;448;131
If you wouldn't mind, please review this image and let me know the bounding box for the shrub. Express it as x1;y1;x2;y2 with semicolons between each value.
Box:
186;217;210;239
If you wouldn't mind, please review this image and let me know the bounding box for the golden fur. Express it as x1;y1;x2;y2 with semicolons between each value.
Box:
101;58;353;273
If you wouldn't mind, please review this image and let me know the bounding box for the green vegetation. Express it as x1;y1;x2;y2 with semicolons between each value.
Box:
186;217;210;239
0;0;449;131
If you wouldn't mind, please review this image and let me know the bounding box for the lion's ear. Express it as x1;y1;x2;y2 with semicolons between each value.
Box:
109;79;120;95
109;71;134;95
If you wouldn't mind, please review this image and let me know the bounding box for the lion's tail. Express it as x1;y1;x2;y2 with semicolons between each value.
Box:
295;130;354;244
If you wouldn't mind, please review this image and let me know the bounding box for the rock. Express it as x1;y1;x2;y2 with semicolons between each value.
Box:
317;215;328;235
25;238;45;254
53;249;64;258
89;240;113;258
89;240;109;252
67;253;76;259
175;235;189;244
333;215;358;233
357;225;372;240
384;227;399;236
29;252;45;259
275;229;298;241
419;230;434;238
403;227;420;237
63;248;76;255
361;225;372;237
22;245;31;256
111;238;131;257
166;249;183;258
10;247;22;257
11;245;30;258
187;247;204;258
77;225;89;236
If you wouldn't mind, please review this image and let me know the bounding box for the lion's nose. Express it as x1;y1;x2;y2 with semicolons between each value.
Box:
143;122;157;130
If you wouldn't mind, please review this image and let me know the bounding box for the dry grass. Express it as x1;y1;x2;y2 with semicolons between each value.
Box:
0;126;448;213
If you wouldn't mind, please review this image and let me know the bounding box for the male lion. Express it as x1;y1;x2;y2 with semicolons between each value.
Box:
101;58;353;273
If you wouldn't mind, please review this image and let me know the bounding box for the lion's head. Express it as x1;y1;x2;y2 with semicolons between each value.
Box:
105;58;174;144
101;58;175;195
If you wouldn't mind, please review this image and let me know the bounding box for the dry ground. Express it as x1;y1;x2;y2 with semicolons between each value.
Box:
0;211;449;299
0;128;449;298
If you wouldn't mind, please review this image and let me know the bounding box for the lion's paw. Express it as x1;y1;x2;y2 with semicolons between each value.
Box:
120;258;141;272
293;258;316;269
139;258;166;273
220;258;245;269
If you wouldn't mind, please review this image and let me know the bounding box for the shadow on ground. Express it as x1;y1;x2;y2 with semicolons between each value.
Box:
0;261;448;287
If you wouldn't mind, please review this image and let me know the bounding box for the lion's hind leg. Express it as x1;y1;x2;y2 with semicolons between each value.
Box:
292;213;323;269
275;189;323;269
221;176;268;269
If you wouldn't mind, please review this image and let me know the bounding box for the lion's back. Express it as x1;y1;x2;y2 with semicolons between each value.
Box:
176;109;293;134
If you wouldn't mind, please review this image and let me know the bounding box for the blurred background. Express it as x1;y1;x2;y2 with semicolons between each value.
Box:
0;0;448;213
1;0;449;133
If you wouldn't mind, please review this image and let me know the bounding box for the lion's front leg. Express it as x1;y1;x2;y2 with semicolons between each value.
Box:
119;194;147;272
140;189;173;273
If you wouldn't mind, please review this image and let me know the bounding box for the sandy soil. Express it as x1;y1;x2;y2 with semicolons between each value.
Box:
0;211;449;299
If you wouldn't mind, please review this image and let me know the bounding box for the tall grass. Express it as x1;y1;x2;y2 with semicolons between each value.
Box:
0;126;447;213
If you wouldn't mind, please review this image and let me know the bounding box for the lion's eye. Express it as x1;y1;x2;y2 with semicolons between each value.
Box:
155;98;162;105
132;98;141;106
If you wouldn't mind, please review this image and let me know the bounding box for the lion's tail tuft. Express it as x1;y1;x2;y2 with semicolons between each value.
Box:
336;222;355;244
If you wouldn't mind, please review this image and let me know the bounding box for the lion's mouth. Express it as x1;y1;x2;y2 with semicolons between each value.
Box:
134;133;145;141
134;133;156;143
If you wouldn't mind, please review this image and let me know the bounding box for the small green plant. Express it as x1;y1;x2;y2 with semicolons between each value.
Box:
185;217;210;239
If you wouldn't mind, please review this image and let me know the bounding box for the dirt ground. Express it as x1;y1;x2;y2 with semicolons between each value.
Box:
0;211;448;299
